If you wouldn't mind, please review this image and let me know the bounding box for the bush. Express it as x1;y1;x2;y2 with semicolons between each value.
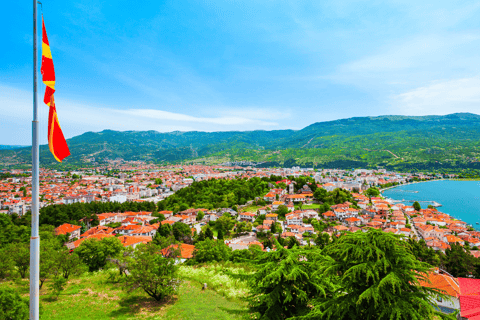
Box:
0;287;29;319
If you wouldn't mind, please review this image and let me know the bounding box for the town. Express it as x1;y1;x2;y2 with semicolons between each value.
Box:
1;163;479;317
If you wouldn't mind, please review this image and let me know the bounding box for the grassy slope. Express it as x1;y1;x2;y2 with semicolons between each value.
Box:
1;271;250;320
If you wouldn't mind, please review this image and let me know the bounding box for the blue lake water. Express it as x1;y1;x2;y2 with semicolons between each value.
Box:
382;180;480;231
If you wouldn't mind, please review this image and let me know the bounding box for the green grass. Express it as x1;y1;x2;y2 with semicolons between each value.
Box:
240;205;261;213
1;269;252;320
302;204;321;209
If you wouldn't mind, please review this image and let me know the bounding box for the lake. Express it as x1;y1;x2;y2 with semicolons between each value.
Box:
382;180;480;231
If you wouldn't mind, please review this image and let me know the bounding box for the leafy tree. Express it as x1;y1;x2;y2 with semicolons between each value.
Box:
196;211;205;221
158;223;173;238
205;227;214;240
364;187;380;198
9;243;29;278
126;243;179;301
247;242;335;320
304;229;452;320
49;277;67;300
217;228;224;240
172;222;192;242
276;205;289;219
0;287;29;319
216;213;236;235
407;238;441;267
442;243;476;277
154;178;163;185
270;221;277;234
413;201;422;211
314;188;328;202
76;237;124;272
314;232;332;250
40;239;62;289
191;238;231;263
55;250;85;279
287;236;300;249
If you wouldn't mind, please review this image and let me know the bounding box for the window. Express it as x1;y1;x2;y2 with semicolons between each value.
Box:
437;296;442;303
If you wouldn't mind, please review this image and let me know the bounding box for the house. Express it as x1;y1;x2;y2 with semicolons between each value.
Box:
130;226;156;237
286;194;306;203
162;243;195;263
286;213;302;225
323;211;336;220
55;223;82;240
344;217;361;227
265;213;278;222
419;271;461;315
66;233;114;250
116;235;152;248
457;278;480;319
239;212;256;222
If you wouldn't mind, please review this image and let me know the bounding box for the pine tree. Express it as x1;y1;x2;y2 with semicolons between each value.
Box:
301;229;453;320
247;243;335;320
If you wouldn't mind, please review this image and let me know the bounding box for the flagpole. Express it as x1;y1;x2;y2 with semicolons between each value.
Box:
30;0;40;318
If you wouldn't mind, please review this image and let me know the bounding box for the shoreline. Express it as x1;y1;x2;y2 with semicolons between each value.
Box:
381;179;480;231
380;178;446;192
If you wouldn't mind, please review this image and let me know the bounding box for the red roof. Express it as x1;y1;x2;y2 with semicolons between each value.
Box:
55;223;81;236
458;278;480;295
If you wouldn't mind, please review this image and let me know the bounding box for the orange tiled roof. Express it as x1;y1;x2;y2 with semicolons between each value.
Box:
55;223;81;236
419;272;460;297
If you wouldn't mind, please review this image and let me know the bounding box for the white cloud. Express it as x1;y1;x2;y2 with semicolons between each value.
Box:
119;108;278;126
391;77;480;115
0;84;279;145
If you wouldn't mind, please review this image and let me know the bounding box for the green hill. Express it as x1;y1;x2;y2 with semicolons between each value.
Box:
2;113;480;171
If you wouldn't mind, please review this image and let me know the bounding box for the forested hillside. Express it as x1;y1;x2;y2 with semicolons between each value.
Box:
2;113;480;172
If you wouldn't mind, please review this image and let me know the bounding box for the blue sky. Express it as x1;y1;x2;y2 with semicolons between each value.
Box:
3;0;480;145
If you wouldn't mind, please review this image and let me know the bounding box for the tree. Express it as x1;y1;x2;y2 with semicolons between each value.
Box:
442;243;476;277
276;205;289;219
9;243;29;278
40;239;62;289
205;227;214;240
126;243;179;301
191;238;231;263
413;201;422;211
365;187;380;198
76;237;124;272
196;211;205;221
305;229;452;320
158;223;173;238
55;250;85;280
247;242;335;320
49;277;67;300
287;236;300;249
216;214;236;235
217;229;224;240
314;188;328;202
172;222;192;242
314;232;332;249
270;221;277;234
407;238;440;267
154;178;163;185
0;287;29;319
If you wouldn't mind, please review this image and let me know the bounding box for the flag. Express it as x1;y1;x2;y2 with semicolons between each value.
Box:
41;17;70;162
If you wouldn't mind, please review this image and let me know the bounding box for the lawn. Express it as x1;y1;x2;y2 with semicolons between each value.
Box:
2;269;252;320
299;204;321;210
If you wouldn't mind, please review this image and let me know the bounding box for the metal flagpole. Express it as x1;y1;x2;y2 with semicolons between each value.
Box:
30;0;40;318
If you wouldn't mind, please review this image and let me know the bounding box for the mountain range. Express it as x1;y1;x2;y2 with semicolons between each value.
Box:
1;113;480;171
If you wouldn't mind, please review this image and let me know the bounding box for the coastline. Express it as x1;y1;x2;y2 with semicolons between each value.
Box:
381;180;480;231
380;179;446;193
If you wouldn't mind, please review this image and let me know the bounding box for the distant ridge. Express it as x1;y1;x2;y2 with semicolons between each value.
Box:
1;113;480;171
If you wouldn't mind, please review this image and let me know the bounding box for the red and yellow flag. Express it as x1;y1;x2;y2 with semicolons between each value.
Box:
41;17;70;162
